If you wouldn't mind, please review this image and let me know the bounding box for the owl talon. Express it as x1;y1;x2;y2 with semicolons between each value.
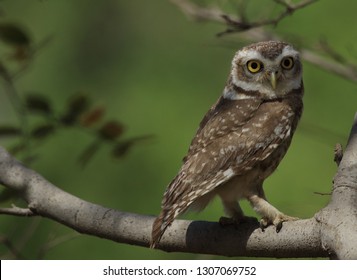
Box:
260;214;298;232
276;221;283;232
259;217;269;231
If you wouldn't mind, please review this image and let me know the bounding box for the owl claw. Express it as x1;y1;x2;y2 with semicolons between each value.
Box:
219;216;258;228
260;214;298;232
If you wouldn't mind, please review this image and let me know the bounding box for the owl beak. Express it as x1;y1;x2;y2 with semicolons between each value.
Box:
270;72;277;90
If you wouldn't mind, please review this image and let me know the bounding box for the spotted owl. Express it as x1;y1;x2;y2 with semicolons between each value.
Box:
151;41;303;248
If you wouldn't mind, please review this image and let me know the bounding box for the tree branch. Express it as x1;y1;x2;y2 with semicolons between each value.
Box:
315;113;357;259
1;110;357;258
0;205;36;216
171;0;357;84
0;148;326;257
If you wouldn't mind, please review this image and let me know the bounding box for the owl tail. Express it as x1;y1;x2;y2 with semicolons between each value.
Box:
150;212;165;248
150;208;176;249
151;174;193;248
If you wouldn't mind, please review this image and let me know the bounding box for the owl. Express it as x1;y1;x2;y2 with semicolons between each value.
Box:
150;41;303;249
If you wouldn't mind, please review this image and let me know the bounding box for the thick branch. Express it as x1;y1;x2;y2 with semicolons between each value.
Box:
315;113;357;259
0;113;357;258
0;146;326;258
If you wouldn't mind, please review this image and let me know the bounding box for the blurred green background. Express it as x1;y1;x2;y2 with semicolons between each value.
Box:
0;0;357;259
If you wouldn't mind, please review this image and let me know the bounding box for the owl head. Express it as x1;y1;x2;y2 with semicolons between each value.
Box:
227;41;303;100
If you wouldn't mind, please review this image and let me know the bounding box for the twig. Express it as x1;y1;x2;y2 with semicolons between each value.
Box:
313;191;331;196
219;0;317;36
301;49;357;82
171;0;317;36
0;205;36;216
172;0;357;84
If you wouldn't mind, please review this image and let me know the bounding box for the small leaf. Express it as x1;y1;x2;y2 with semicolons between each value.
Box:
0;23;31;47
25;94;52;114
0;126;22;137
61;93;90;125
31;124;55;139
80;106;105;127
68;93;90;115
98;121;124;140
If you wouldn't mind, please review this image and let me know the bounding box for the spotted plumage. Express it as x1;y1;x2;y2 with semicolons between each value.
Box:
151;41;304;248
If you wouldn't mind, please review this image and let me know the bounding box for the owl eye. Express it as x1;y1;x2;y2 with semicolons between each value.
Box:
281;57;294;70
247;60;263;73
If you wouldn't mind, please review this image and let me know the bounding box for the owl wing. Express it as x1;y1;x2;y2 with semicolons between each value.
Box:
151;96;298;248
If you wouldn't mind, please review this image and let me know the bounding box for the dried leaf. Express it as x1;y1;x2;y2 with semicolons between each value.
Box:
31;124;55;139
25;94;52;114
98;121;124;140
80;106;105;127
61;94;90;125
0;126;22;137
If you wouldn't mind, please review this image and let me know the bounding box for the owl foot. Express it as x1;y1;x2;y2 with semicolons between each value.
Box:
219;216;258;228
260;214;298;232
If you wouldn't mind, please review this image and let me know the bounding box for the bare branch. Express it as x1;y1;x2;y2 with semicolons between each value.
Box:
301;49;357;82
1;130;357;258
0;105;353;258
171;0;317;36
0;205;36;216
171;0;357;84
316;113;357;259
219;0;317;35
0;145;327;258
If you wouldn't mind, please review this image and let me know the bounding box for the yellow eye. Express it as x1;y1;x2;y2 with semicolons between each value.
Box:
281;57;294;70
247;60;262;73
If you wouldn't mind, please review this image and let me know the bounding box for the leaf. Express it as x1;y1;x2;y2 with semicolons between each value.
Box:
0;23;31;47
80;106;105;127
98;121;124;140
31;124;55;139
25;94;52;115
0;126;22;137
61;93;90;125
68;93;90;115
